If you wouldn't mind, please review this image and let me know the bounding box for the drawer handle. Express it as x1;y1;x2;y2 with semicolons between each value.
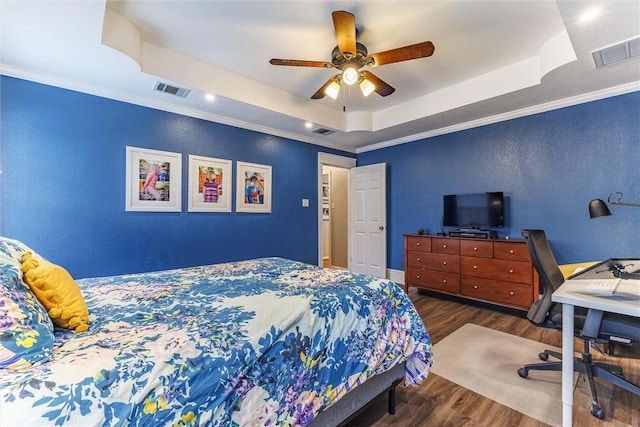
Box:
509;269;514;274
416;257;421;262
509;291;514;295
473;285;478;289
473;265;478;269
416;242;420;246
416;275;421;279
473;247;478;251
443;280;447;284
442;244;447;248
443;261;447;265
509;250;514;254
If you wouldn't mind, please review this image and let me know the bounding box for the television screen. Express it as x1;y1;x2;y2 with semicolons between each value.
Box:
442;192;504;228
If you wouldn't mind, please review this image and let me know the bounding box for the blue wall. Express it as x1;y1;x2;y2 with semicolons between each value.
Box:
2;76;638;278
358;92;640;270
1;76;352;278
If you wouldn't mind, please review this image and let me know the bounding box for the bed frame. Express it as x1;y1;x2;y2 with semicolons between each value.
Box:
308;362;406;426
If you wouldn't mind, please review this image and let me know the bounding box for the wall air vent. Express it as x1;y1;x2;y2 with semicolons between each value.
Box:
312;128;335;135
154;82;191;98
592;36;640;68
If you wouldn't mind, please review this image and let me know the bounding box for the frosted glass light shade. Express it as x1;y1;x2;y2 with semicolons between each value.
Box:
360;78;375;96
325;81;340;99
342;67;358;85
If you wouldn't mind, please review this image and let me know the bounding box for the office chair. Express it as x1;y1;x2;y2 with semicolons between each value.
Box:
517;229;640;419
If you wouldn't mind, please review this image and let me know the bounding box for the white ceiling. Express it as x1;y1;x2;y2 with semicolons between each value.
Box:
1;1;639;153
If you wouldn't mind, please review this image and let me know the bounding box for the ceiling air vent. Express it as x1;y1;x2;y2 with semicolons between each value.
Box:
154;82;191;98
313;128;335;135
592;36;640;68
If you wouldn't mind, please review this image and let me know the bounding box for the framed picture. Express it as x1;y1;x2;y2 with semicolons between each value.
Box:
322;174;330;220
188;155;232;212
236;161;272;213
125;146;182;212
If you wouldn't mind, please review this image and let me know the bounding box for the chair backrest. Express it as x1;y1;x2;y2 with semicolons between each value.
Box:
521;229;566;326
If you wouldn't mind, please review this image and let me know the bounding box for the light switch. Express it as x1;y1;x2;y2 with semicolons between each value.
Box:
302;198;309;207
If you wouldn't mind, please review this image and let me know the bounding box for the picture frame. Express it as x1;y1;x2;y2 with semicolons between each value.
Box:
125;146;182;212
236;161;272;213
322;176;330;220
188;155;232;212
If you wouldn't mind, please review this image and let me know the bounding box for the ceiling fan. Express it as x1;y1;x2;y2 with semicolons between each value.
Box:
269;10;435;100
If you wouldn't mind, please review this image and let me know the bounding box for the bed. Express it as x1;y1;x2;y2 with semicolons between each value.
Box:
1;240;432;426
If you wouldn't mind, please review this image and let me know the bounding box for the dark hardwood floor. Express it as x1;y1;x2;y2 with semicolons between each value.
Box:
345;289;640;427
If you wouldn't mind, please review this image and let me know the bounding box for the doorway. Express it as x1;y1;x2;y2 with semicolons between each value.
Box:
322;165;349;269
317;153;356;268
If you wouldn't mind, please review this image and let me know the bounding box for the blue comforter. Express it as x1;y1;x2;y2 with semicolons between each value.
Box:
1;257;432;426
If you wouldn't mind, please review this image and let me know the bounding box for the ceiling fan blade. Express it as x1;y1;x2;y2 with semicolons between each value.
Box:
362;71;395;97
366;41;435;66
269;59;334;68
311;75;339;99
332;10;357;57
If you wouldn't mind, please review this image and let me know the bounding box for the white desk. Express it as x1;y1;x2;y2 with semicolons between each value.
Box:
552;278;640;426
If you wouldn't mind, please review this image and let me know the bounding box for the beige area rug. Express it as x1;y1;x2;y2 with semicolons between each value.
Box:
431;323;577;427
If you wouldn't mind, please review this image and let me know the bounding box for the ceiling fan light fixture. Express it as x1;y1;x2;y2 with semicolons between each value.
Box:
325;81;341;99
342;67;358;85
359;78;375;97
269;11;433;100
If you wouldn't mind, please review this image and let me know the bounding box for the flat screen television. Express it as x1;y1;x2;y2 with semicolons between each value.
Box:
442;192;505;228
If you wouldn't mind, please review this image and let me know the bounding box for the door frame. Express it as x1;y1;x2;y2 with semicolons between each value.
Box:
317;152;356;267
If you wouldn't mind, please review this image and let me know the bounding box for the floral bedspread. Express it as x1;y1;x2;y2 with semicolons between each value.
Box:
1;257;432;426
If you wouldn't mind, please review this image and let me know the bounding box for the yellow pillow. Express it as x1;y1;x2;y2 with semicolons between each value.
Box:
21;252;89;333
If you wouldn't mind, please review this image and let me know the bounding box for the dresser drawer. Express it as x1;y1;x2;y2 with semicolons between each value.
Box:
432;238;459;254
406;236;432;252
404;234;537;311
409;253;459;273
460;240;493;258
461;276;532;309
461;257;532;284
494;241;530;262
407;267;461;293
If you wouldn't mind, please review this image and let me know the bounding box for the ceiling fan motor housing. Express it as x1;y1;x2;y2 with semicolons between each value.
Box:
331;42;370;70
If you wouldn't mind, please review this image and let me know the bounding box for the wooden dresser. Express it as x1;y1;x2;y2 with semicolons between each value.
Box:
404;234;539;311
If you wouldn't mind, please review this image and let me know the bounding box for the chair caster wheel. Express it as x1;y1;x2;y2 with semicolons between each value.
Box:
517;368;528;378
538;352;549;361
591;404;605;419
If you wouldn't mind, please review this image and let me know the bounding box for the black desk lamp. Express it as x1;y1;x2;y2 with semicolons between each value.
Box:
589;191;640;218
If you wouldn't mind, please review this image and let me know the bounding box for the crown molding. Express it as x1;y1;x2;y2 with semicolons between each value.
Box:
3;64;636;156
358;82;640;153
0;65;357;154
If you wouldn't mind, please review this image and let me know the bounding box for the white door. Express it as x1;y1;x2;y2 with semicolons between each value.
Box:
350;163;386;278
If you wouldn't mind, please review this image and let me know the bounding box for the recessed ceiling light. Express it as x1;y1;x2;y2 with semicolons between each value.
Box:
205;93;215;102
305;121;313;129
577;6;602;24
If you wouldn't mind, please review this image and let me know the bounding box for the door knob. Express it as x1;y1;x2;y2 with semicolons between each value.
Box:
379;225;385;230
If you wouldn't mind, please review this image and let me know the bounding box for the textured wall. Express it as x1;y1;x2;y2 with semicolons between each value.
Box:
2;76;638;277
358;92;640;270
1;76;352;278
